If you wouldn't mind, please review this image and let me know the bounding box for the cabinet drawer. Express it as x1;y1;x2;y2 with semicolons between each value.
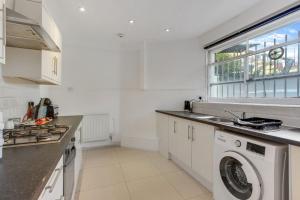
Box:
38;156;64;200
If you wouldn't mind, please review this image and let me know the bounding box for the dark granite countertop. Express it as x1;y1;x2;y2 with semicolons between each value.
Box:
0;115;83;200
156;110;300;146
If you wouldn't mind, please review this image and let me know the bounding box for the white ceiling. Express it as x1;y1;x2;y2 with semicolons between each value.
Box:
46;0;264;46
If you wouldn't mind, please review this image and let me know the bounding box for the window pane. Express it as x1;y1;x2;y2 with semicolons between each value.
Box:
217;85;223;98
248;82;255;97
223;84;228;98
265;80;274;97
214;42;247;62
249;21;300;52
286;78;298;97
211;85;217;97
285;44;299;73
275;79;285;97
256;81;264;97
234;84;241;97
228;84;234;97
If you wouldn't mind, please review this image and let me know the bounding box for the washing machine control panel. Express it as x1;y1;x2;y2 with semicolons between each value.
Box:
234;140;241;147
246;142;266;156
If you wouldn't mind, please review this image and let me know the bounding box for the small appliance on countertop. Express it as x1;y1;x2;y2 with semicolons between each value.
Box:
184;96;203;112
0;112;4;159
34;98;59;120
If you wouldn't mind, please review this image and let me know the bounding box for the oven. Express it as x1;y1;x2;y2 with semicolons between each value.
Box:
63;137;76;200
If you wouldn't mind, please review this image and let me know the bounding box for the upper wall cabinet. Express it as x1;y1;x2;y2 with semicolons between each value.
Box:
3;0;62;85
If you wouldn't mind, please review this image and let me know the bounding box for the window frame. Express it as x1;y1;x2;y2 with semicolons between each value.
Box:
206;10;300;101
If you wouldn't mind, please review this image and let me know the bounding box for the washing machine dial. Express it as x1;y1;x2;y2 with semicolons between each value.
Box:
235;140;241;147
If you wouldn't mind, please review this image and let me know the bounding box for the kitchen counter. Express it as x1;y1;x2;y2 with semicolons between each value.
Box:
156;110;300;146
0;115;83;200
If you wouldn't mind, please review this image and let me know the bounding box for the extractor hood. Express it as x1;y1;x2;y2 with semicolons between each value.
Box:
6;8;60;52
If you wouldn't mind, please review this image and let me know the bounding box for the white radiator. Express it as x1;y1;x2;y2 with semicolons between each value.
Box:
82;114;110;143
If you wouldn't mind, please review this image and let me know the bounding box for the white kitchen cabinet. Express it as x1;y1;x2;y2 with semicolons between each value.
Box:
3;0;62;85
289;145;300;200
176;118;192;167
168;116;178;157
9;0;62;49
3;47;62;84
191;121;214;184
38;156;64;200
0;0;5;64
156;113;169;158
159;114;215;189
74;123;83;196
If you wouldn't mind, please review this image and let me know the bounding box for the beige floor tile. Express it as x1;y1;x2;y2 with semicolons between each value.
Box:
121;160;160;181
84;148;118;168
78;183;131;200
115;149;150;163
127;176;183;200
163;171;209;199
187;192;213;200
151;159;182;174
80;164;124;191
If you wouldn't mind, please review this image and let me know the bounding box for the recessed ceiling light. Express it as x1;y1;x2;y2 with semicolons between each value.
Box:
165;28;171;32
129;20;135;24
79;6;86;12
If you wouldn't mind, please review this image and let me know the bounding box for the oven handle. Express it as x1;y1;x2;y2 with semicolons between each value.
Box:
45;166;63;193
64;146;76;167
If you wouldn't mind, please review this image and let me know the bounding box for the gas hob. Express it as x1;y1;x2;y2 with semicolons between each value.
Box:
2;124;70;147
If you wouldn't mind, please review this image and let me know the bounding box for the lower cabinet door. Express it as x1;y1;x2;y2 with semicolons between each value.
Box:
38;156;64;200
191;122;214;183
157;113;169;158
176;118;192;167
168;117;177;157
290;145;300;200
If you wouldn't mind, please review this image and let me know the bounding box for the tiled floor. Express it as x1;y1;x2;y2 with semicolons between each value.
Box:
76;146;213;200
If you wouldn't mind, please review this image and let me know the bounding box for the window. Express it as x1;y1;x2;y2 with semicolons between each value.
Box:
208;19;300;99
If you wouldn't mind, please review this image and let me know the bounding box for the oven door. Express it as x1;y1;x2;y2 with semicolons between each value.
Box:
64;142;76;200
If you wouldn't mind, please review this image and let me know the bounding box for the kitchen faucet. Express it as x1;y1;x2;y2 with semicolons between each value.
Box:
224;109;246;120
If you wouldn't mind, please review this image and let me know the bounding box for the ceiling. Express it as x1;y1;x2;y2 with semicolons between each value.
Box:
46;0;264;47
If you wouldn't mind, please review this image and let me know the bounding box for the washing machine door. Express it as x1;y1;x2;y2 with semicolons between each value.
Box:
219;151;261;200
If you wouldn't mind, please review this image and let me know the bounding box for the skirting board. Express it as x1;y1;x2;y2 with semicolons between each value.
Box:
121;136;159;151
81;140;120;149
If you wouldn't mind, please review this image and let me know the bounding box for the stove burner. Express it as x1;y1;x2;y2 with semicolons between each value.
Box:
2;124;70;147
37;132;53;140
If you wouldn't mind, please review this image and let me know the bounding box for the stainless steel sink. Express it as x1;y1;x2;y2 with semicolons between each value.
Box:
208;117;232;123
189;114;215;119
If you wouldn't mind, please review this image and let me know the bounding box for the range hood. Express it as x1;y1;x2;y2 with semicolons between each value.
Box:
6;8;60;52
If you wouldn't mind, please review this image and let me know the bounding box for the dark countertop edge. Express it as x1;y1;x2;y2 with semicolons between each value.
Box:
156;110;300;146
32;115;83;200
29;115;83;200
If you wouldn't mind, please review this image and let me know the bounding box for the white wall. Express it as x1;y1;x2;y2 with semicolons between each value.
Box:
119;39;203;150
43;38;203;150
0;65;40;121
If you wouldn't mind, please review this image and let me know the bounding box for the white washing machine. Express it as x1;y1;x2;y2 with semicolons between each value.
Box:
213;130;288;200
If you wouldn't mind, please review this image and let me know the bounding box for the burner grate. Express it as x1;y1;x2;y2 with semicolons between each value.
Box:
2;124;69;147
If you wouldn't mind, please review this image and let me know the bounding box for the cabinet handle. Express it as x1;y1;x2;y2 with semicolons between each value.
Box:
173;121;176;133
45;167;62;193
188;125;190;140
191;126;195;141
